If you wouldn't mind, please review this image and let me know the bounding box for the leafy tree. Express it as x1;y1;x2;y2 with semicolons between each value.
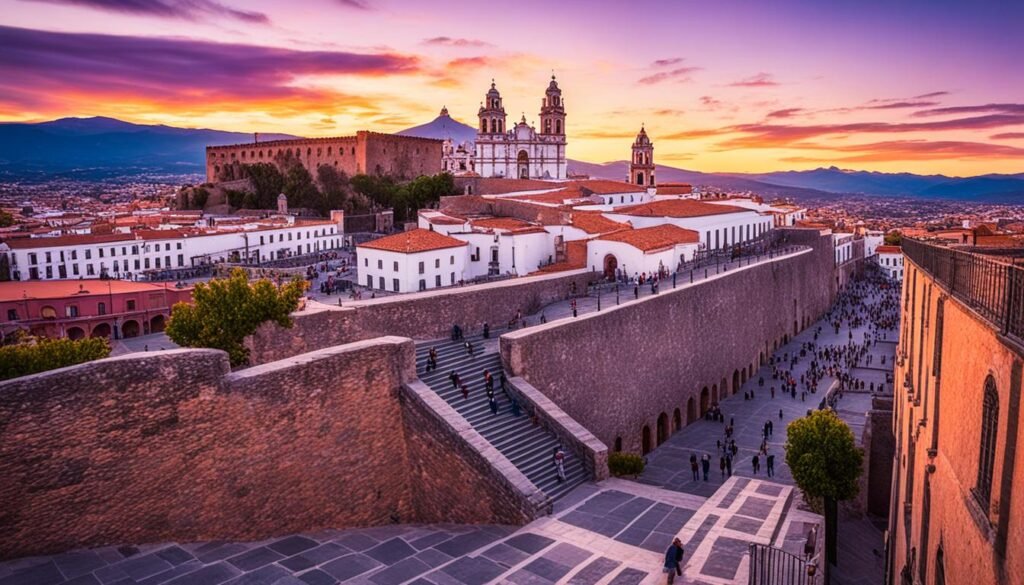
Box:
608;452;645;477
0;337;110;380
884;232;902;246
166;268;307;366
283;162;320;211
785;409;863;568
244;162;286;209
317;165;359;213
0;210;14;227
190;187;209;210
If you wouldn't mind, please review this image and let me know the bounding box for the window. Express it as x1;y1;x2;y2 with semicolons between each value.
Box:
418;261;425;274
364;258;368;267
419;279;426;291
41;306;57;319
450;255;455;265
66;305;79;318
378;276;384;289
976;375;999;507
435;258;440;268
86;264;94;276
84;250;91;260
72;264;80;276
377;259;383;269
451;272;455;285
28;253;37;265
178;254;184;267
46;252;52;263
98;302;106;316
71;250;77;260
435;274;441;287
393;279;400;292
126;300;136;311
99;248;104;258
7;309;17;320
393;261;399;272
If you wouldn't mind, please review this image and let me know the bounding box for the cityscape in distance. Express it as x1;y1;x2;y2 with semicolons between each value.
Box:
0;2;1022;585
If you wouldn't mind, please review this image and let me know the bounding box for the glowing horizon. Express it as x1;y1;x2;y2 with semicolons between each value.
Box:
1;0;1022;175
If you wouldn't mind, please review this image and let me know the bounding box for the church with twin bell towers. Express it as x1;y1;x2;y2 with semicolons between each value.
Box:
474;76;568;180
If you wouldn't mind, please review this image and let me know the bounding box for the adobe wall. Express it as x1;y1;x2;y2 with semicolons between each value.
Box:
246;269;596;365
362;132;443;180
500;229;837;453
0;338;539;559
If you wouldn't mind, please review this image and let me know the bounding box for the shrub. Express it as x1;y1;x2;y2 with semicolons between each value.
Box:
0;337;111;381
608;452;645;477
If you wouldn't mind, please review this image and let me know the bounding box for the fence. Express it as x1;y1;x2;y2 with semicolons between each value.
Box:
748;543;816;585
902;239;1024;346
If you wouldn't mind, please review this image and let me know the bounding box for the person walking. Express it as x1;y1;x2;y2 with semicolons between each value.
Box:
553;447;566;483
701;454;711;481
752;454;760;474
767;453;775;478
663;538;684;585
690;454;699;481
725;453;733;477
719;455;726;478
489;396;498;415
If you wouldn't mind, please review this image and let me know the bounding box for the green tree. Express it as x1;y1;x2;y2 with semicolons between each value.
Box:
283;162;320;211
0;210;14;227
244;162;286;209
785;409;863;569
166;268;307;366
191;187;209;210
884;232;902;246
0;337;110;380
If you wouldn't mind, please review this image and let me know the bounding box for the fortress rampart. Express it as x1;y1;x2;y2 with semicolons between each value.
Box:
0;339;540;559
499;229;838;453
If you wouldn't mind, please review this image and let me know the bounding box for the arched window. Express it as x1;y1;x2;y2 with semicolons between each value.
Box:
935;546;945;585
555;120;561;134
976;375;999;506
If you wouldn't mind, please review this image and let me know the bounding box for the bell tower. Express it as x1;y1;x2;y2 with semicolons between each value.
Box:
629;126;655;186
477;80;507;136
539;75;566;137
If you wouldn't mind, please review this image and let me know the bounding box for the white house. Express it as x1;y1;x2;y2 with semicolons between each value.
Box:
833;233;855;265
875;245;904;280
603;199;772;252
586;224;700;279
357;229;468;293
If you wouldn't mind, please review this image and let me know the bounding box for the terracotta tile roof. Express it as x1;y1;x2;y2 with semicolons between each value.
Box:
876;245;902;254
470;217;534;231
509;188;596;206
0;280;188;302
535;240;588;273
565;179;646;194
357;228;467;254
570;212;631;235
470;178;559;195
615;199;749;218
597;224;699;252
656;183;693;195
426;216;467;225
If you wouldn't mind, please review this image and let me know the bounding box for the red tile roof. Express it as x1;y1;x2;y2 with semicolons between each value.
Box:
357;229;467;254
565;179;646;195
3;233;133;249
535;240;588;273
570;213;631;235
0;280;189;302
597;224;699;252
876;245;902;254
470;217;534;231
615;199;749;218
655;183;693;195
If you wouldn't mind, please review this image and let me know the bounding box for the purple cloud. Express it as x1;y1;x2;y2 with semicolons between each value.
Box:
991;132;1024;140
766;108;803;119
913;103;1024;117
728;73;778;88
866;100;939;110
335;0;370;9
0;25;419;113
422;36;492;48
19;0;270;24
638;67;701;85
652;58;684;67
913;91;950;99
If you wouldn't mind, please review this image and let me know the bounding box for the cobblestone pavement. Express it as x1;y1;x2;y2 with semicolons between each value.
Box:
0;476;813;585
636;288;896;583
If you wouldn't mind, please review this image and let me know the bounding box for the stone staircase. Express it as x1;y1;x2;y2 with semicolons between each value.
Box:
415;336;588;503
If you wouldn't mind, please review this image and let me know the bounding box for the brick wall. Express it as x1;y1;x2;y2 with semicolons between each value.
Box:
500;230;837;454
0;337;540;559
245;269;596;365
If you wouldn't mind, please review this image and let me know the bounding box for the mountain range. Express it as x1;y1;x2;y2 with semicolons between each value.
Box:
1;114;1022;202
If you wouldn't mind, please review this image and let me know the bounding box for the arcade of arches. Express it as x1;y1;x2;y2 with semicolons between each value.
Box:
613;329;799;456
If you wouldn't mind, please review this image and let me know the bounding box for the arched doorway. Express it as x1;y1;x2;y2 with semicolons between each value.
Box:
673;408;682;432
67;326;85;340
733;370;740;396
517;150;529;179
122;320;140;338
760;351;765;365
700;387;709;415
721;377;728;397
657;412;669;445
91;323;112;338
687;397;696;424
711;385;718;405
603;254;618;280
741;370;747;385
614;437;622;452
641;425;652;455
150;314;166;333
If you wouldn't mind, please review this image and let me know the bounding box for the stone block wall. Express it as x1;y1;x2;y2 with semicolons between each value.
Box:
246;269;596;365
861;396;894;518
500;230;837;454
0;337;542;559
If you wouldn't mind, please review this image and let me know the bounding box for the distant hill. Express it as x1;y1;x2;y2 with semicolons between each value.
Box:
0;117;297;175
395;108;477;145
1;115;1020;202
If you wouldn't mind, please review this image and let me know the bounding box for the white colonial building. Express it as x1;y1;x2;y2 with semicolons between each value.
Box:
875;245;904;280
357;229;468;293
475;77;567;180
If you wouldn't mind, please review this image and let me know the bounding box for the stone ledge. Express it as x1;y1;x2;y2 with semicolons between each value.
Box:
506;376;609;481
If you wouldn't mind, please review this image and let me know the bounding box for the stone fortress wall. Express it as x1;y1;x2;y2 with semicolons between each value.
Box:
205;131;443;184
500;229;838;454
245;269;596;364
0;339;540;559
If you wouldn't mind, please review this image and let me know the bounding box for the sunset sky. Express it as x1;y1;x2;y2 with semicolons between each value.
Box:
1;0;1023;175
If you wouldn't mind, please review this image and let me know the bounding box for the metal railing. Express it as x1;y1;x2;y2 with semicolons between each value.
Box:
748;543;816;585
902;239;1024;345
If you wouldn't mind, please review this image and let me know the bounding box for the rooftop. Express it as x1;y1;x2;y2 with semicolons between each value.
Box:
614;199;750;218
569;212;631;235
875;245;902;254
597;224;700;252
0;280;187;303
357;229;468;254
